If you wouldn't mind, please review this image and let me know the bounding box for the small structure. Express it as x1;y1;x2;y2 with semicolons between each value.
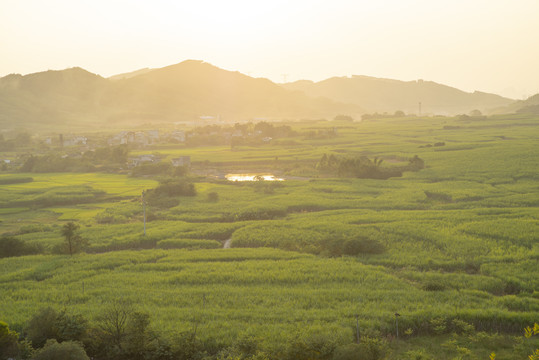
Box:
147;130;160;142
130;154;157;167
170;131;185;142
63;136;87;147
171;156;191;167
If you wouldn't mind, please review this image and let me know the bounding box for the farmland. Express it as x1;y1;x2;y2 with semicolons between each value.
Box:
1;114;538;359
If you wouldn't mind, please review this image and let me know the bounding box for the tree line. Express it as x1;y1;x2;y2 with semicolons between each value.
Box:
316;154;424;179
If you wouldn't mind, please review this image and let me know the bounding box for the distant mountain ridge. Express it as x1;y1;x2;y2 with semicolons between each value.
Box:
0;60;522;129
108;68;155;81
492;93;539;115
282;75;514;115
0;60;361;128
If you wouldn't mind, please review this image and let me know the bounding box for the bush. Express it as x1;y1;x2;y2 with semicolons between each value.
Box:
156;239;221;250
131;162;171;177
207;191;219;202
33;339;89;360
26;308;88;348
333;338;388;360
0;321;20;360
26;308;60;348
0;176;33;185
149;179;196;197
422;281;446;292
0;236;43;258
424;191;453;203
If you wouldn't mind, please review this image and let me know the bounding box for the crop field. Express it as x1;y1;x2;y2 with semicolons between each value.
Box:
1;114;538;358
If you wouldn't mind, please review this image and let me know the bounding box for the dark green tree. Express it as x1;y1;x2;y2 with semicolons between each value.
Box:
61;222;87;256
26;308;59;348
0;321;20;360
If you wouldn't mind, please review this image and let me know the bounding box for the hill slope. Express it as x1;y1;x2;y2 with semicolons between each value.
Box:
282;75;514;115
0;61;362;128
0;67;109;127
492;93;539;114
102;60;362;122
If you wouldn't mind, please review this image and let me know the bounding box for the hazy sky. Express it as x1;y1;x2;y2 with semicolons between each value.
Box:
1;0;538;99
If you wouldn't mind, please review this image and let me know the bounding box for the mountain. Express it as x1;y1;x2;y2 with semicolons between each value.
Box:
108;68;155;81
282;75;514;115
0;67;109;127
0;61;519;130
102;60;362;122
492;93;539;115
0;61;362;129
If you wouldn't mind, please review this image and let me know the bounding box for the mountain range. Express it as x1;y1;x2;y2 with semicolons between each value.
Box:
0;60;529;129
282;76;514;115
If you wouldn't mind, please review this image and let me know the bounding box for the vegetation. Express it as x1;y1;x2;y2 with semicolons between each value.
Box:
1;114;538;358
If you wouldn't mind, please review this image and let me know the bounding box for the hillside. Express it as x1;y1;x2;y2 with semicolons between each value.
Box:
108;67;155;81
0;61;362;129
0;67;109;127
102;60;362;122
282;75;514;115
492;93;539;114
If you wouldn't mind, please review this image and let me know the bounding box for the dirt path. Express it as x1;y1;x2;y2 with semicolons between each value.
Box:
223;238;232;249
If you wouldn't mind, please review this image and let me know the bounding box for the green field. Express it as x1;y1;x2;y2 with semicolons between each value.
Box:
1;114;538;359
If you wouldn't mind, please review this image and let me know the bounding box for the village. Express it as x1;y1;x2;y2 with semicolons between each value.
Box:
0;120;310;172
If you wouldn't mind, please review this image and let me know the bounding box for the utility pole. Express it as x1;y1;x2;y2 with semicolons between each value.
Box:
355;314;360;343
281;74;289;83
142;190;146;236
355;297;361;343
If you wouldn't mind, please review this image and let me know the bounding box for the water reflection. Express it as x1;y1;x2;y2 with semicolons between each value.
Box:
225;174;284;181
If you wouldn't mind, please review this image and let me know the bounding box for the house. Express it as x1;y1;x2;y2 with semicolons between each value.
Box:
63;136;87;147
170;131;185;142
130;154;157;167
134;132;149;146
147;130;160;142
171;156;191;167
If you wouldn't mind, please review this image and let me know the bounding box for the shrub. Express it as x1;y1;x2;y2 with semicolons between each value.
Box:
26;308;88;348
424;191;453;203
333;337;388;360
33;339;89;360
0;236;43;258
422;281;446;292
26;308;60;348
0;321;20;360
0;176;33;185
131;162;171;177
207;191;219;202
156;239;221;250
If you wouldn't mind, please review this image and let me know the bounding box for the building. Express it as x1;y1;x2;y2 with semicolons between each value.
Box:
130;154;157;167
171;156;191;167
170;131;185;142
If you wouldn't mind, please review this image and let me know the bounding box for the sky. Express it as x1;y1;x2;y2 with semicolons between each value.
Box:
1;0;538;99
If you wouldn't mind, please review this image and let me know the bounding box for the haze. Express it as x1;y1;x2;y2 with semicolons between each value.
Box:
1;0;538;99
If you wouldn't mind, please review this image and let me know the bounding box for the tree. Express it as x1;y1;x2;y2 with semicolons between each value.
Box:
61;222;87;256
26;307;59;348
334;114;354;122
97;299;134;350
0;321;19;360
469;109;482;117
123;311;154;360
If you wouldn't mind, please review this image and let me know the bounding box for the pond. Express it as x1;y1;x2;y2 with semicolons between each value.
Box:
225;174;284;182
